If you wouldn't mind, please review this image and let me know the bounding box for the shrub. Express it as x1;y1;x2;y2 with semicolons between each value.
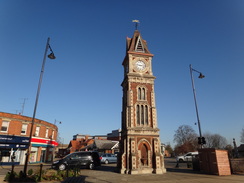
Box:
4;172;17;182
28;169;34;176
4;168;81;182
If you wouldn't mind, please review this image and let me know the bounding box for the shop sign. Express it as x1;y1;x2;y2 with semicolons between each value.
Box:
0;143;28;149
0;135;29;144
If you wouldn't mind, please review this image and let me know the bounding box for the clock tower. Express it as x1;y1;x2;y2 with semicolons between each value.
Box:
119;29;166;174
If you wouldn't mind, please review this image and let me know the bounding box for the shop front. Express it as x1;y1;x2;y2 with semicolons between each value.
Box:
30;137;58;163
0;135;29;165
0;135;58;165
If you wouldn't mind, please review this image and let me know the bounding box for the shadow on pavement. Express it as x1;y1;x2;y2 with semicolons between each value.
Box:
166;167;200;174
95;164;118;173
62;176;87;183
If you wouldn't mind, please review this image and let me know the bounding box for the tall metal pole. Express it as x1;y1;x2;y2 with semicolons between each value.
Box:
23;38;50;175
190;64;203;148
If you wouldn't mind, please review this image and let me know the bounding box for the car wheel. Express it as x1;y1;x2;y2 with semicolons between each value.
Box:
105;160;109;164
59;164;66;171
89;163;95;170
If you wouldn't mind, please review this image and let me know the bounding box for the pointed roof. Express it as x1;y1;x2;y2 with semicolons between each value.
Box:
67;140;81;151
126;30;152;55
94;139;119;150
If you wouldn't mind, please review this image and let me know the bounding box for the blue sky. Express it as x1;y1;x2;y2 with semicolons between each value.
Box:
1;0;244;146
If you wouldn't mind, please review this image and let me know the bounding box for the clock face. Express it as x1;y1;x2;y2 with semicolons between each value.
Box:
135;60;146;71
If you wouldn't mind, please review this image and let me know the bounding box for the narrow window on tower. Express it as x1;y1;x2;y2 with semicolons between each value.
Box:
145;105;148;125
137;105;140;125
142;88;145;100
141;105;144;125
138;88;141;100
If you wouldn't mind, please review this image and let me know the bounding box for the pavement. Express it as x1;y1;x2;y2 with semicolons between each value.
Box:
0;159;243;183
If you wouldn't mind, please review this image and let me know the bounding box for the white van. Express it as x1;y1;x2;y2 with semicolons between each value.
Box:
176;152;198;162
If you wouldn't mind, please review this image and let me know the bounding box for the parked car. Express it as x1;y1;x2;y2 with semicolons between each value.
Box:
52;151;101;170
176;152;198;162
100;153;117;164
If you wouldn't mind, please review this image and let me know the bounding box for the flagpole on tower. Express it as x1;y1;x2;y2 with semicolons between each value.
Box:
23;37;56;175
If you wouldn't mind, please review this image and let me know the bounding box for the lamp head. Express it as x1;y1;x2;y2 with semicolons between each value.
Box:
198;73;205;79
48;52;56;59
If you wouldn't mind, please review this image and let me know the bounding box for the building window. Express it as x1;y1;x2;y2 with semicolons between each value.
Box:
145;106;148;125
21;124;28;135
1;121;9;132
141;105;144;125
137;105;140;125
142;88;145;100
136;104;149;126
138;86;146;100
35;126;40;136
52;130;54;139
45;128;49;138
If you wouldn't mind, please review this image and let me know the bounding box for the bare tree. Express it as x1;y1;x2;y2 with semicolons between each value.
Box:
204;132;227;149
174;125;197;145
174;125;198;154
241;128;244;143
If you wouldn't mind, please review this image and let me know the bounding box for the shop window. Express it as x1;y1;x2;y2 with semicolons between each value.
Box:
1;121;9;132
1;150;10;156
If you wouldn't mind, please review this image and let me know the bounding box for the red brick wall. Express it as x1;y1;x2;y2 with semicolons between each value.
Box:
0;112;58;140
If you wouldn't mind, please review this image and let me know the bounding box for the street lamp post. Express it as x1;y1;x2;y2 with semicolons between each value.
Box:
189;64;205;148
23;37;55;175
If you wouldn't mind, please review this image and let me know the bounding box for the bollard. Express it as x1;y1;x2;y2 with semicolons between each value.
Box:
175;161;179;168
38;164;43;182
11;163;15;174
66;165;69;178
10;155;16;181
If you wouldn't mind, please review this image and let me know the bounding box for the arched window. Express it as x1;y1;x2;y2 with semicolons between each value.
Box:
136;104;149;126
137;105;140;125
138;87;146;101
141;105;144;125
142;88;145;100
145;106;148;125
138;88;141;100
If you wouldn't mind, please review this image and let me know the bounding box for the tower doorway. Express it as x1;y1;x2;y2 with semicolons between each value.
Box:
141;143;148;166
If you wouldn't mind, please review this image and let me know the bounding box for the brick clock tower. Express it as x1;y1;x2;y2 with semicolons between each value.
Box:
119;29;166;174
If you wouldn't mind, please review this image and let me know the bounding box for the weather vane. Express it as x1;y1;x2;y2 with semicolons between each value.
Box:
132;20;140;30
